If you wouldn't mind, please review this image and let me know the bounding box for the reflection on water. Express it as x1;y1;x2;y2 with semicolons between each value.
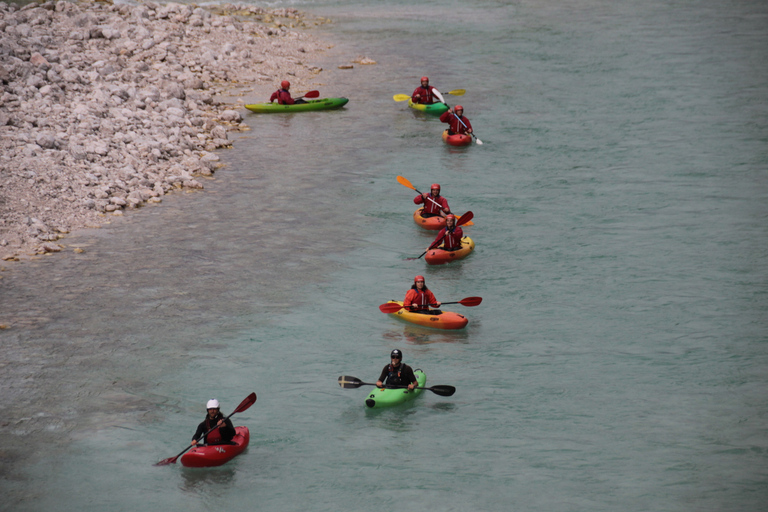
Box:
180;465;239;494
381;326;471;345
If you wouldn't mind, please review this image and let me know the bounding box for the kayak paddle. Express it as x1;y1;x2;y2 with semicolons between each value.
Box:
407;211;474;260
396;176;473;226
451;112;483;145
299;90;320;99
338;375;456;397
393;89;466;102
154;392;257;466
378;296;483;314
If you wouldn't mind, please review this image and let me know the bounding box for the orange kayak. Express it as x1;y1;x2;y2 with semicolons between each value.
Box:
425;236;475;265
384;301;468;330
413;208;446;230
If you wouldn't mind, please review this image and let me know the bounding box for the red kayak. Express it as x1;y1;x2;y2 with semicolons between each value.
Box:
180;426;250;468
442;129;472;147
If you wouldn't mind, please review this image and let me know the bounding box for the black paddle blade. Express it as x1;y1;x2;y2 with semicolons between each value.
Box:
338;376;364;389
429;385;456;397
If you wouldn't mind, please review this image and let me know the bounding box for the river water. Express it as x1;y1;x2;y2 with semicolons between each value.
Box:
1;0;767;510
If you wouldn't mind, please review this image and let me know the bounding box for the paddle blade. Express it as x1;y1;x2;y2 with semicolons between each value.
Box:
459;296;483;307
447;89;466;96
474;137;483;145
379;302;404;314
429;385;456;397
393;94;410;102
233;392;257;414
456;211;474;227
302;90;320;98
154;456;179;466
396;175;416;191
338;376;364;389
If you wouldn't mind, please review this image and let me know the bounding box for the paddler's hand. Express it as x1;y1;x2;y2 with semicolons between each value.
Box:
376;380;384;388
434;301;441;308
407;383;415;391
217;419;225;427
191;439;198;446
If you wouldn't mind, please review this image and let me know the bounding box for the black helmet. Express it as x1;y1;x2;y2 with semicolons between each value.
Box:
391;349;402;359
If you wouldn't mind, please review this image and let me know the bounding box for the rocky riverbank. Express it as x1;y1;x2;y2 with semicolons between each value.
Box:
0;0;332;261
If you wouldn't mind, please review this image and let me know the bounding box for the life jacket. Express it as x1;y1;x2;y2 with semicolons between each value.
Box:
413;85;436;104
203;415;223;444
386;363;407;386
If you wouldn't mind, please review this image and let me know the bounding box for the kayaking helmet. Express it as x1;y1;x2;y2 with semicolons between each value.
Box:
391;349;403;360
431;183;441;192
206;399;220;410
281;80;290;89
414;275;425;283
420;76;429;82
455;105;463;111
446;214;456;222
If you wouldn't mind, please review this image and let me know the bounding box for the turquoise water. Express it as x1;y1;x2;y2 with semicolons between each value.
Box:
1;0;767;510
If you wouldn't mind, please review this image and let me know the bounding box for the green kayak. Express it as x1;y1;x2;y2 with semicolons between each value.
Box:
365;369;426;408
408;99;449;115
244;97;349;113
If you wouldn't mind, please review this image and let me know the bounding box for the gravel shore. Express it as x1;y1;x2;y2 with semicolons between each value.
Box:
0;0;333;261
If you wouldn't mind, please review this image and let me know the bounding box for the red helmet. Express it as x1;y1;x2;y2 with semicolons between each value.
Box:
430;183;441;192
455;105;463;111
420;76;429;82
446;214;456;222
414;275;425;283
281;80;290;89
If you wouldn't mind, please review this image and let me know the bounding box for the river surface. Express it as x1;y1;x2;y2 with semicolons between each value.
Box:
1;0;767;510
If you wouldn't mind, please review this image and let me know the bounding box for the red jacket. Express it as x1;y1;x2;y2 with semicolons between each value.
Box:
439;111;472;134
414;193;449;216
404;288;437;311
432;226;463;251
411;85;439;104
270;89;295;105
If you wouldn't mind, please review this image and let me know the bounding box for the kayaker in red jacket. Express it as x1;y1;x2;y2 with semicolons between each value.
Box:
411;76;445;105
191;399;236;446
376;349;418;391
404;275;441;312
430;214;464;251
414;183;450;218
269;80;306;105
440;105;473;135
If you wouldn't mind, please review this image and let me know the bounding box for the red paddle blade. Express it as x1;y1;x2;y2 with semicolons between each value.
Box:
154;456;179;466
234;392;257;413
379;302;404;314
303;90;320;98
456;211;474;227
459;296;483;307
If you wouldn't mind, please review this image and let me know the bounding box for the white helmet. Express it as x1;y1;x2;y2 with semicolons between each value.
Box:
206;399;220;409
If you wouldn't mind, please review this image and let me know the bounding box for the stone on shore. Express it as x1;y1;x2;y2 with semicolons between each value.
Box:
0;0;331;259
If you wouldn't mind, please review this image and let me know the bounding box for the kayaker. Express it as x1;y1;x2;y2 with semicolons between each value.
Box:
414;183;450;218
269;80;306;105
411;76;445;105
191;399;237;446
404;275;441;312
430;214;463;251
440;105;473;135
376;349;419;391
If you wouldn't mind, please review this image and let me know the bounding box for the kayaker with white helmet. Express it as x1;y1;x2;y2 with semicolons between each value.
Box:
411;76;446;105
404;275;441;312
430;214;463;251
269;80;306;105
414;183;450;218
440;105;473;135
190;398;236;446
376;349;419;391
